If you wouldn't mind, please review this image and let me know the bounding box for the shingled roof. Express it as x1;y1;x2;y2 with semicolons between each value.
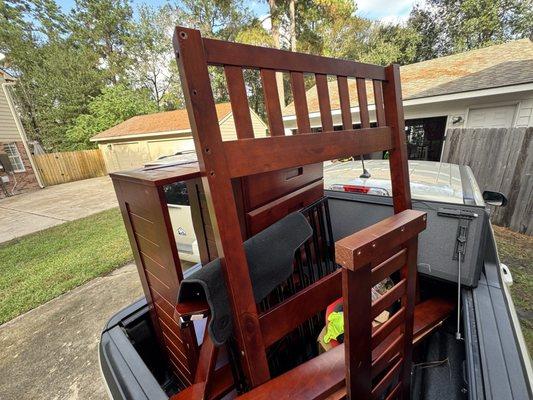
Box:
283;39;533;116
91;102;233;141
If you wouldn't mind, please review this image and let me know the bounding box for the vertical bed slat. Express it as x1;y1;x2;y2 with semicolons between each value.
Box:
373;80;386;127
383;64;411;213
261;69;285;136
356;77;370;128
400;237;418;398
337;76;352;130
315;73;333;132
224;66;255;139
290;71;311;134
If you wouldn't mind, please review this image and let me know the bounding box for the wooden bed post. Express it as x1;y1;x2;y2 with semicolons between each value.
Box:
401;237;419;399
342;264;372;398
383;64;416;398
336;210;427;400
383;64;412;214
173;27;270;388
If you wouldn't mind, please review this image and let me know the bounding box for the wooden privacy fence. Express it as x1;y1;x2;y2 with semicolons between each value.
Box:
442;127;532;235
34;149;107;186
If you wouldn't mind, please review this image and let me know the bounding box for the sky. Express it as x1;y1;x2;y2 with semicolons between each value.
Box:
356;0;420;23
55;0;420;23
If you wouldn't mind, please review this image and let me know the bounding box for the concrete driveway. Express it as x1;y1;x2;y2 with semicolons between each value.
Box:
0;263;143;400
0;176;117;244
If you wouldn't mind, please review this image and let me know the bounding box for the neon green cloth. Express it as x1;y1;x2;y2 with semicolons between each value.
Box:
323;311;344;343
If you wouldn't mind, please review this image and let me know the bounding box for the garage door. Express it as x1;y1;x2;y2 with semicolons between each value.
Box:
112;142;148;170
466;105;516;128
147;138;195;160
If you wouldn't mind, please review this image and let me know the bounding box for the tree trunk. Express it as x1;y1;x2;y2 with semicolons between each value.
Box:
269;0;285;109
290;0;296;52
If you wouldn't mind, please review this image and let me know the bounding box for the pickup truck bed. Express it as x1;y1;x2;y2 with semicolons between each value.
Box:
100;194;532;400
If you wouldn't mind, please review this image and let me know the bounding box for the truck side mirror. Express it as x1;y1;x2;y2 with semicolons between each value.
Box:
482;190;508;207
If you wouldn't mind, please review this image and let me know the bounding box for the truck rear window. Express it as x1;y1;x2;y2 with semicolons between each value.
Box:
164;182;190;206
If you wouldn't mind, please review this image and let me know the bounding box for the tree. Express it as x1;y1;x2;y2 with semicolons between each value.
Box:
406;5;444;61
289;0;296;51
65;84;157;149
170;0;255;105
0;0;106;150
361;23;421;65
20;41;106;150
70;0;134;84
173;0;251;40
266;0;285;105
129;4;178;110
294;0;359;56
407;0;533;60
442;0;532;51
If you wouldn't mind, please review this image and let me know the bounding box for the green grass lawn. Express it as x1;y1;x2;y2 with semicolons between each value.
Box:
494;226;533;355
0;208;132;324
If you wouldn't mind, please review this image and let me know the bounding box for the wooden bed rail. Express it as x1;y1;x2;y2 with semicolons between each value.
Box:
336;209;427;399
202;37;386;79
223;128;393;178
259;269;342;347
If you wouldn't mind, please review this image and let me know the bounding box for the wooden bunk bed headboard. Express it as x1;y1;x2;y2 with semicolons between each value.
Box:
172;26;421;398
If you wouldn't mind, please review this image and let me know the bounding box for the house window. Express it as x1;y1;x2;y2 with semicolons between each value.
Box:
3;143;25;172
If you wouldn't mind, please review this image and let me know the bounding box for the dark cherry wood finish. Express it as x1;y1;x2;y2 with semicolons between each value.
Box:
383;64;411;213
166;26;440;399
356;77;370;128
222;127;392;178
336;210;426;399
259;269;342;347
174;27;271;387
291;71;312;134
202;37;386;79
224;66;254;139
238;297;454;400
260;69;284;136
337;76;352;130
373;80;386;127
111;164;205;388
315;73;334;131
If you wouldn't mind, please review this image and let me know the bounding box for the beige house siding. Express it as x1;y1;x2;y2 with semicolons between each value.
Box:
218;109;268;140
283;90;533;132
98;107;268;173
0;79;20;142
99;136;195;173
